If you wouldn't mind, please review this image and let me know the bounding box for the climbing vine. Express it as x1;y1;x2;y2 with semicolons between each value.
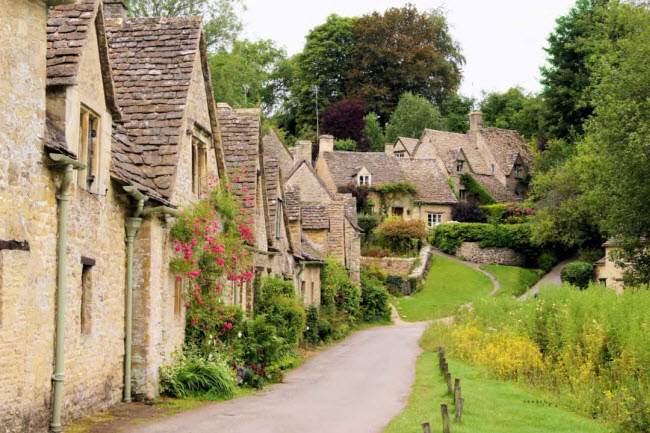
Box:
372;181;418;217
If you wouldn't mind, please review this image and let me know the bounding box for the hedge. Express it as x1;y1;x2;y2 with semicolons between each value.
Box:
429;223;535;255
560;262;594;289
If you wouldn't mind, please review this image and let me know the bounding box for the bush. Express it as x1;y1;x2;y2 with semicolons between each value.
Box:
360;245;390;258
361;264;387;283
376;217;427;254
560;262;594;289
336;281;362;320
451;200;487;223
334;138;357;151
160;352;237;399
537;251;558;273
459;173;496;204
385;274;404;296
429;223;535;256
357;213;379;234
482;203;510;222
234;315;287;388
321;257;352;308
303;306;320;346
257;277;305;346
579;248;605;263
360;277;391;322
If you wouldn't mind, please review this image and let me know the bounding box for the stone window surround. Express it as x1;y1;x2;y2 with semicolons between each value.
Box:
78;105;101;193
358;174;371;186
514;164;523;178
427;212;443;228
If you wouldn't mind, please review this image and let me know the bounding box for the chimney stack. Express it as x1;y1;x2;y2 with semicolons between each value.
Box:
318;134;334;155
469;111;483;132
384;143;394;155
295;140;312;164
104;0;128;21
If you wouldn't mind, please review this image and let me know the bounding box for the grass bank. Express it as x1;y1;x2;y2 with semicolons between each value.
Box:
385;325;612;433
394;255;493;321
480;265;541;297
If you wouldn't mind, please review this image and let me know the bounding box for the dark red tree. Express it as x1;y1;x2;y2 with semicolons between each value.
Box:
322;98;370;151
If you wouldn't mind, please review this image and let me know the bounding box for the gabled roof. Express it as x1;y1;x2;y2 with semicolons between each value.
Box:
396;137;419;155
472;174;518;203
479;128;534;176
321;151;398;187
416;130;492;175
47;0;121;118
285;159;337;201
301;203;330;230
301;236;324;262
217;104;261;208
262;129;295;177
264;157;281;239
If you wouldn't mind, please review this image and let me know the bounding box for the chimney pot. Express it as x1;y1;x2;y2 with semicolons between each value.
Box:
295;140;312;164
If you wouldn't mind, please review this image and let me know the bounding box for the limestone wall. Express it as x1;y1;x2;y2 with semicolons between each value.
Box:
455;242;525;266
360;257;415;277
300;264;322;306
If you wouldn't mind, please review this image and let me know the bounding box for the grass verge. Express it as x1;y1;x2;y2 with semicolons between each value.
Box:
394;255;493;321
480;265;541;297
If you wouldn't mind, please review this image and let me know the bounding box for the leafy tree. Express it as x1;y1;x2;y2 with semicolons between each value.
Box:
385;92;444;143
440;94;474;133
126;0;245;50
291;15;356;132
210;39;286;111
322;99;368;150
364;112;385;152
347;5;464;123
333;139;356;151
480;87;548;143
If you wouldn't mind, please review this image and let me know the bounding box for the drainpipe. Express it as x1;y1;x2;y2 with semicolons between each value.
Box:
49;154;86;433
296;261;305;300
122;187;179;403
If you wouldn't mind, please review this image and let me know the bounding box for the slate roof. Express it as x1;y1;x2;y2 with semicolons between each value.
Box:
396;137;419;155
301;203;330;230
301;236;324;262
217;104;261;208
320;151;457;204
479;128;534;175
45;119;76;158
104;15;206;200
264;157;280;239
417;130;492;175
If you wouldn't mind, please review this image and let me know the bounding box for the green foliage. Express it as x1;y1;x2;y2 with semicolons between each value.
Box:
373;181;418;217
364;112;385;152
303;306;320;346
459;173;496;205
578;248;604;264
560;262;594;289
430;223;536;256
482;203;510;222
321;256;352;309
480;87;548;143
439;93;474;133
384;92;445;143
160;352;237;399
376;217;427;254
361;264;387;284
359;277;391;322
537;251;558;273
256;277;305;346
357;214;379;234
333;138;356;151
481;265;541;297
385;274;404;296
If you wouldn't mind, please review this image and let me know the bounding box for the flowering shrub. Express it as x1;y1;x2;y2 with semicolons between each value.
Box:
376;217;427;254
503;202;538;224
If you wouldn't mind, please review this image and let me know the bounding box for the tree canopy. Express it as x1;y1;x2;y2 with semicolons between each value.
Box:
385;93;445;143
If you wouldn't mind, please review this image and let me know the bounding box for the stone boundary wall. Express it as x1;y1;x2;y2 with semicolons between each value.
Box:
456;242;525;266
360;256;415;277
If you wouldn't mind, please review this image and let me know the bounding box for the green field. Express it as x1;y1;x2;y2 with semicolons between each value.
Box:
384;328;612;433
394;255;493;321
480;265;541;297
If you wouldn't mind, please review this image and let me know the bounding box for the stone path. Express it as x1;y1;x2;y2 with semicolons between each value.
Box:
519;257;577;299
121;321;428;433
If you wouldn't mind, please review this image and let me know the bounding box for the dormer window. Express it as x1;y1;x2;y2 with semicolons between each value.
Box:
459;189;467;201
358;174;371;186
514;164;523;178
456;160;464;173
395;151;405;158
78;106;101;192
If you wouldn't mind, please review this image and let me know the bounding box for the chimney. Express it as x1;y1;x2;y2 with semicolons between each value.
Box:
104;0;128;21
295;140;312;163
384;143;394;155
469;111;483;132
318;134;334;155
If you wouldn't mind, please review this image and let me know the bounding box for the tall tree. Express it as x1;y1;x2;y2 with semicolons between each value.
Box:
364;112;385;152
347;5;464;124
440;93;474;133
385;92;444;143
321;99;369;150
480;87;548;143
126;0;245;50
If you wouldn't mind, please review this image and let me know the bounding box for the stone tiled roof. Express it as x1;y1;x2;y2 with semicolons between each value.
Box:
301;236;324;262
418;130;492;175
47;0;121;118
105;15;204;200
301;203;329;230
320;151;457;204
262;129;295;178
472;174;519;203
480;128;534;175
397;137;419;155
45;119;76;158
285;185;301;222
217;104;261;208
264;157;280;239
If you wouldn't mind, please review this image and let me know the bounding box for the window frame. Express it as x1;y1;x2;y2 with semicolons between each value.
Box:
456;160;464;173
514;164;523;178
192;138;207;197
394;151;405;158
358;174;371;186
78;106;101;192
427;212;443;228
275;197;283;240
459;189;467;201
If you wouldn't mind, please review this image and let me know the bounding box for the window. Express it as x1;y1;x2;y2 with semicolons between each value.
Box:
192;139;207;196
79;106;100;191
174;278;183;317
311;281;315;305
358;174;371;186
80;258;95;335
456;160;464;173
459;189;467;201
276;198;283;239
427;212;443;228
392;207;404;217
599;278;607;287
394;151;405;158
514;164;523;178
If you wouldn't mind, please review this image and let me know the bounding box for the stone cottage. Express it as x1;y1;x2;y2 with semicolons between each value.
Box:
594;239;626;294
0;0;229;430
385;112;534;202
315;136;458;230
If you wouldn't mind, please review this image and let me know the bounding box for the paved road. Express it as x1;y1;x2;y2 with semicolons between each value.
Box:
520;257;577;299
124;321;428;433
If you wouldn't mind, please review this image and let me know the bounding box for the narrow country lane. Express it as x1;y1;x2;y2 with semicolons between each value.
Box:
123;321;428;433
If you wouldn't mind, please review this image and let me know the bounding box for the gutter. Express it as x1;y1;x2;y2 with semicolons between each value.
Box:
49;153;86;433
122;186;179;402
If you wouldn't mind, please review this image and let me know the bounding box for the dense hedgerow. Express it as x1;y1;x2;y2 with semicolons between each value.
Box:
560;261;594;288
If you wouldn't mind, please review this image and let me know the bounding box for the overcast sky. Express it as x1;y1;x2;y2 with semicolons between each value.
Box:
242;0;577;98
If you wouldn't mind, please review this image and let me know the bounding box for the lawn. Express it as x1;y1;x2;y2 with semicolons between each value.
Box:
480;265;541;297
384;327;612;433
394;255;493;321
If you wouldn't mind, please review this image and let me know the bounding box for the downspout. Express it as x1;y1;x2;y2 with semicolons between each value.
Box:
49;154;86;433
122;187;179;403
296;261;305;300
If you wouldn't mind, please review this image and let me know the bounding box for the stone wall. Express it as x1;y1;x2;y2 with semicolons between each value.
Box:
455;242;525;266
360;257;416;277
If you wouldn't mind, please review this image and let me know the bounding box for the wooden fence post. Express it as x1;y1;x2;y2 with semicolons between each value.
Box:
441;403;450;433
453;378;461;405
445;372;452;394
454;398;464;423
422;421;432;433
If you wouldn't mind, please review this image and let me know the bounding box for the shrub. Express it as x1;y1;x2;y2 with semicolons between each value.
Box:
560;262;594;288
451;200;487;223
338;183;372;213
482;203;510;222
376;217;427;254
459;173;496;204
334;138;357;151
303;306;320;346
537;250;558;273
429;223;535;256
361;264;387;283
385;274;404;296
360;245;390;258
160;352;237;399
321;257;352;308
579;248;605;263
336;281;362;320
185;303;244;356
234;315;287;388
357;213;379;234
257;277;305;346
360;277;391;322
